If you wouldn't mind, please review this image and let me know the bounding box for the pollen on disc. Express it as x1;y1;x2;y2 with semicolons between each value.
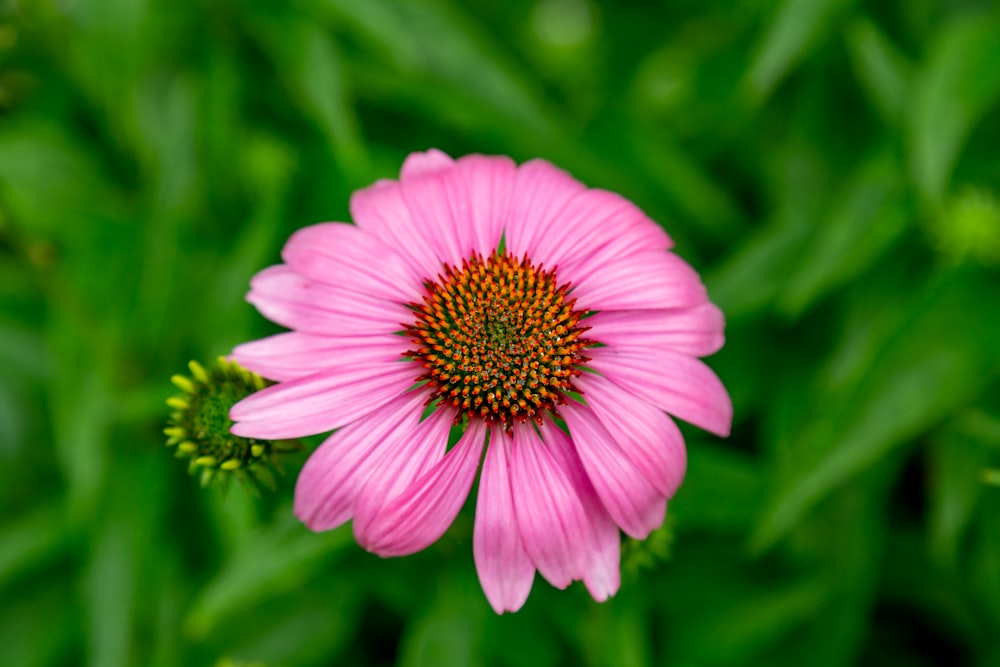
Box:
406;251;592;430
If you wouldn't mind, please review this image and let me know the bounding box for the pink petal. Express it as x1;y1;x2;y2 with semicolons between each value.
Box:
232;332;405;382
281;222;423;302
588;347;732;437
400;157;474;269
509;424;591;589
576;374;687;497
246;266;412;336
349;179;444;279
229;361;419;439
561;401;668;539
530;189;672;276
567;251;707;311
457;154;516;257
354;420;487;556
539;421;621;602
505;159;587;262
294;392;426;531
400;148;455;179
352;408;454;549
474;430;536;614
586;303;725;357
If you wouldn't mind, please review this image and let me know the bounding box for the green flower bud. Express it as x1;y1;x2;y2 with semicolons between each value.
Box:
165;357;299;493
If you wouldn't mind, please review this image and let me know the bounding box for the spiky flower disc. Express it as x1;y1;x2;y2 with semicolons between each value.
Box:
165;358;296;490
407;250;592;430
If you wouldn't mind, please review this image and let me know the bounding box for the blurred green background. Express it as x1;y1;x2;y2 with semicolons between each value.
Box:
2;0;1000;665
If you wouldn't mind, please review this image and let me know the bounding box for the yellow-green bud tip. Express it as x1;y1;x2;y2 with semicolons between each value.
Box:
188;359;209;383
167;397;189;410
171;374;196;393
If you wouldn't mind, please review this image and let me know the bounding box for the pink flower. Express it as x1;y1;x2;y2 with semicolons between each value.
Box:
229;150;732;613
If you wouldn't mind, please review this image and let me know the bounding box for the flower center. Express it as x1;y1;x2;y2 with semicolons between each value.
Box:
406;251;592;429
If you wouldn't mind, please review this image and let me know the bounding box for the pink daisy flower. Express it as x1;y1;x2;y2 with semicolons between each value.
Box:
229;150;732;613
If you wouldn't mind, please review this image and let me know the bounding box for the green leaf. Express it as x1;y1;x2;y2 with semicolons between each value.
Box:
680;578;828;665
844;16;912;124
752;271;1000;552
0;501;67;591
398;570;486;667
244;6;368;177
778;150;910;316
0;577;77;667
300;0;557;137
745;0;855;103
909;11;1000;207
927;422;992;568
0;122;122;237
186;509;354;638
579;602;653;667
707;142;831;319
671;442;763;533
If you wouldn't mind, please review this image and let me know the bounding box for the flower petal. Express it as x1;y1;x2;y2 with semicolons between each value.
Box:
281;222;424;302
400;156;475;269
352;408;454;550
539;421;621;602
561;401;668;539
354;419;487;557
576;374;687;497
294;392;426;531
400;148;454;178
246;266;412;336
474;430;536;614
586;303;725;357
229;361;418;439
232;332;405;382
505;159;587;261
588;347;732;437
350;179;444;279
567;251;707;311
530;188;672;275
509;423;591;589
457;154;516;257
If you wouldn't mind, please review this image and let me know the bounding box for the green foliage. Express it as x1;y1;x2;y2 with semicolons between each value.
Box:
1;0;999;665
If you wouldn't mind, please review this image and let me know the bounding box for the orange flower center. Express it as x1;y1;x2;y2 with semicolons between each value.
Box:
406;251;592;430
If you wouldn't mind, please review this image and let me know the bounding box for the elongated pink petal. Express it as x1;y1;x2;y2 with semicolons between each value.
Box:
457;154;516;257
350;179;444;279
531;189;672;275
294;392;426;530
509;424;591;589
539;421;621;602
281;222;423;302
355;420;487;556
474;430;536;614
232;332;405;382
247;266;412;336
229;361;418;439
576;374;687;497
401;148;454;178
561;402;667;539
586;303;725;357
400;159;473;269
589;347;732;437
567;251;707;311
352;408;454;550
505;159;586;262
